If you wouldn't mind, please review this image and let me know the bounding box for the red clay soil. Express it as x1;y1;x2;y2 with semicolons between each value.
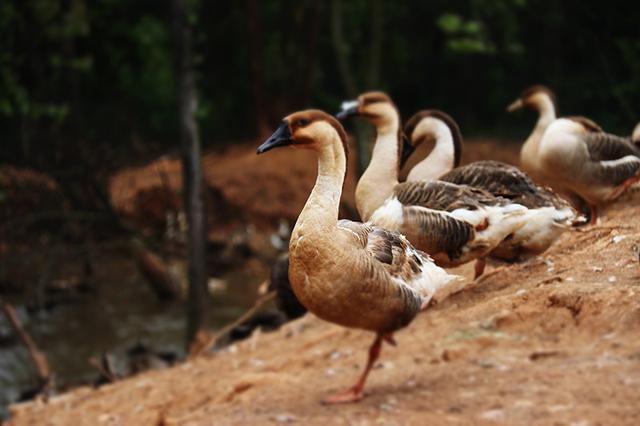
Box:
7;151;640;425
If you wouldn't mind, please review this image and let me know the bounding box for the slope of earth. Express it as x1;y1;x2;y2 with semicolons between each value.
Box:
7;193;640;425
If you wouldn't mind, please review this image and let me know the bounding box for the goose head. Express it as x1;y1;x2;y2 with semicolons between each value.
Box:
507;85;558;115
402;110;463;169
257;110;348;155
336;91;400;131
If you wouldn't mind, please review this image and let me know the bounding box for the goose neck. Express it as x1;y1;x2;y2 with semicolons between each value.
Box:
407;125;455;181
356;125;400;220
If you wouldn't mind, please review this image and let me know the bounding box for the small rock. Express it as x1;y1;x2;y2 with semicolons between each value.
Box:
515;289;527;296
379;403;394;412
479;409;504;420
249;358;265;367
272;413;296;423
612;235;626;244
325;368;336;377
608;276;617;283
592;266;603;272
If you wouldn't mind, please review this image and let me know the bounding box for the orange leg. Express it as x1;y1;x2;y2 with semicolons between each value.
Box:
474;257;486;279
588;204;598;225
322;333;388;404
607;174;640;202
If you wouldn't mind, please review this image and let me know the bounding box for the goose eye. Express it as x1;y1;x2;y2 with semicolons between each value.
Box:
296;118;310;127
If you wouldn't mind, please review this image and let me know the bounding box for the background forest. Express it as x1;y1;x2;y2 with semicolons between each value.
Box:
2;0;639;175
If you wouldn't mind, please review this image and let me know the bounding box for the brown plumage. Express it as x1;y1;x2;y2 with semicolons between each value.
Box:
340;95;530;276
537;117;640;223
404;110;582;260
257;109;460;403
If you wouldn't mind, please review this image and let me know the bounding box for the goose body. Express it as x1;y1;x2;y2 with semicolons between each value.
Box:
537;117;640;210
403;110;581;260
257;109;460;403
338;93;531;276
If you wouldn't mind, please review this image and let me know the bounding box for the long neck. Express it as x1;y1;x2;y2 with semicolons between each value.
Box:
520;96;556;167
528;96;556;146
292;134;346;238
407;124;455;182
355;120;400;221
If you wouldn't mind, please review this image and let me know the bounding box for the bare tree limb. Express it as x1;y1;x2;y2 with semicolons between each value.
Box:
189;289;276;358
1;302;51;390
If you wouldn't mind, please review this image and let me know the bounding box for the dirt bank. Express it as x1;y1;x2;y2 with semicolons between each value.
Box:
7;182;640;425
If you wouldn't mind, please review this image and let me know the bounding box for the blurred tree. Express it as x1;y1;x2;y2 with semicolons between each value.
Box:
171;0;208;348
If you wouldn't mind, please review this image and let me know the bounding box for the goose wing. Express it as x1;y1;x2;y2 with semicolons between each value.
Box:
337;219;456;304
439;161;538;199
338;219;427;281
394;180;501;211
439;160;571;210
583;132;640;162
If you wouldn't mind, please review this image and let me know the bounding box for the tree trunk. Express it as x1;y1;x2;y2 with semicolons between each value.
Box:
171;0;209;349
246;0;270;137
330;0;375;178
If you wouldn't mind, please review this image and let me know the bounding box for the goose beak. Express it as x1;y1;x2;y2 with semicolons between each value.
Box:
399;133;415;168
335;100;360;120
506;98;523;112
257;121;293;154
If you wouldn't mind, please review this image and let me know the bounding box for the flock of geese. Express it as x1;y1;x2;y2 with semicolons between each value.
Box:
255;85;640;404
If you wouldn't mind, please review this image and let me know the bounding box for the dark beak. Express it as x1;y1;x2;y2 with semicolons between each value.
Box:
399;133;415;168
257;121;293;154
335;100;360;120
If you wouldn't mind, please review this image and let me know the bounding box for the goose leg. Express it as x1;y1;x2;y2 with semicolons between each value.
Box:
607;175;640;202
322;334;384;404
474;257;486;279
588;204;598;225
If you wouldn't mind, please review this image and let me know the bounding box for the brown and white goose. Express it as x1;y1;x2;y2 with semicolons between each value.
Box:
536;117;640;222
506;85;558;183
256;110;461;404
338;92;531;277
403;110;582;260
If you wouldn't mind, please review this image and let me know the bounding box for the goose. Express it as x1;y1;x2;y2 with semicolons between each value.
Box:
402;110;582;260
338;92;531;277
506;85;558;183
256;109;461;403
536;116;640;222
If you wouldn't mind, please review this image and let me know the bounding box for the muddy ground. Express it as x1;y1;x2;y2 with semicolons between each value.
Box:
5;140;640;425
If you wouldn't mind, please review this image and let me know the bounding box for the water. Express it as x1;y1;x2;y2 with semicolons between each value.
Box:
0;249;267;419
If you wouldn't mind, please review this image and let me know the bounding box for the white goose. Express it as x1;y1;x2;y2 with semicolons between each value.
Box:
537;117;640;222
403;110;582;260
338;92;531;277
256;109;461;404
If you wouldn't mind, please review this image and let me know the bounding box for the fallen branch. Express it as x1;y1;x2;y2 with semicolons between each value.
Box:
1;302;52;390
189;288;276;358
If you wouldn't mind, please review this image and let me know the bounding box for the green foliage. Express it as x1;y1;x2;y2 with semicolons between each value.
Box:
0;0;639;171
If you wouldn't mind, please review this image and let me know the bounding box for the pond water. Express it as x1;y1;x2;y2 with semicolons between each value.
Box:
0;249;268;419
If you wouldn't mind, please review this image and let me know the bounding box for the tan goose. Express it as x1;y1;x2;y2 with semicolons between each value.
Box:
403;110;582;260
536;116;640;222
507;85;558;183
256;110;461;404
338;92;531;277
